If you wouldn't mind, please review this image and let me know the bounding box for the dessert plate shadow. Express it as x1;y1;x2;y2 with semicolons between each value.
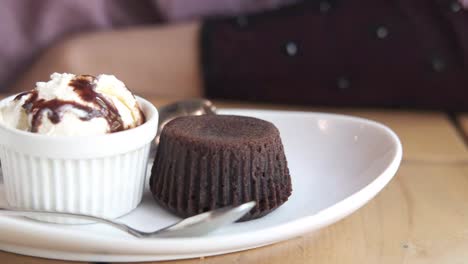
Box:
0;109;402;262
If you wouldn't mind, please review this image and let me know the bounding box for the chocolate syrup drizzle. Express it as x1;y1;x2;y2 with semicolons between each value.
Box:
15;75;126;133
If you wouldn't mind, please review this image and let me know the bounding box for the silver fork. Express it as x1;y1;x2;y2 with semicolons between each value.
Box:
0;201;255;238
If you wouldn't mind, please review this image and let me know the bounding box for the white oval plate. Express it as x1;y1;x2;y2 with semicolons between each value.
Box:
0;109;402;262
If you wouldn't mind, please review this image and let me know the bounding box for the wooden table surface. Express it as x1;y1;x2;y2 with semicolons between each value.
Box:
2;98;468;264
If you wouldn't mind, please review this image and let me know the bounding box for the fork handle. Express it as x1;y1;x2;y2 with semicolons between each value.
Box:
0;207;142;237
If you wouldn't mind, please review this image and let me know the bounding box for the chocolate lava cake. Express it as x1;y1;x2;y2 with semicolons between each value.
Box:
149;115;292;220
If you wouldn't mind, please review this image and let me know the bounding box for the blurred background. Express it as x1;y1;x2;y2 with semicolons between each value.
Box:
2;0;468;110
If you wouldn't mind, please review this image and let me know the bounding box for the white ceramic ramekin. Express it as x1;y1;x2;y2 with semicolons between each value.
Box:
0;95;158;224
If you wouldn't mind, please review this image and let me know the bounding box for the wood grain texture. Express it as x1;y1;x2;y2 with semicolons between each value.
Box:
1;97;468;263
0;250;81;264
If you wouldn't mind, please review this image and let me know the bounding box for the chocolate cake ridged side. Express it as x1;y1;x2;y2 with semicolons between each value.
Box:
240;137;292;221
151;134;184;216
151;137;292;220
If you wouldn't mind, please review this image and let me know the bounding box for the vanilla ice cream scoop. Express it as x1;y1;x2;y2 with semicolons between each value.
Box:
0;73;145;136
